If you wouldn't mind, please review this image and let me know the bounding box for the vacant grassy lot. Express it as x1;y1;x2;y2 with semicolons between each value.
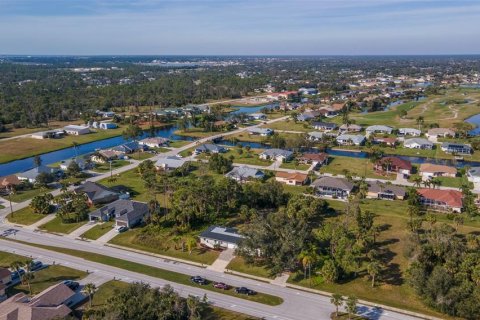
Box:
279;162;310;171
98;168;150;202
169;140;192;148
349;101;421;127
320;156;395;180
8;187;51;203
7;207;48;225
81;221;114;240
223;148;272;166
8;240;283;306
174;128;221;138
0;127;125;164
109;227;220;265
38;216;87;234
227;257;274;279
0;251;30;267
262;119;312;132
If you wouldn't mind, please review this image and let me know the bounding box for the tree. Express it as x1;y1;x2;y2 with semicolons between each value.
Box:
22;260;35;295
122;122;143;159
345;295;358;320
185;236;197;255
411;175;422;188
33;155;42;168
367;259;381;287
30;193;53;215
321;259;338;283
330;293;344;317
208;153;232;174
10;261;23;281
35;172;54;188
67;160;81;177
82;283;97;309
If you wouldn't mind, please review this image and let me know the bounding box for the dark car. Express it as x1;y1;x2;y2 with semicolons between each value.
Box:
190;276;207;285
11;269;25;279
31;261;43;271
235;287;256;295
213;282;229;290
62;280;80;290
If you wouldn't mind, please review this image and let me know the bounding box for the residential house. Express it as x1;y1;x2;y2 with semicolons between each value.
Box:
90;150;121;163
0;175;22;193
194;144;227;154
225;166;264;182
403;138;434;150
374;157;412;176
199;226;245;249
99;122;117;130
417;188;463;213
297;110;320;122
311;176;354;199
318;107;339;118
63;125;90;136
440;142;472;155
88;199;149;228
155;156;188;171
311;122;337;132
426;128;455;141
74;181;119;206
366;181;406;200
339;124;362;133
267;91;298;100
16;166;59;184
0;283;76;320
0;267;11;298
336;134;366;146
467;167;480;183
247;127;274;136
275;172;308;186
112;141;145;154
298;153;329;167
365;125;393;136
419;163;457;180
259;149;293;162
299;87;318;95
249;113;267;120
372;137;397;147
308;131;325;142
139;137;170;148
59;157;89;171
398;128;421;136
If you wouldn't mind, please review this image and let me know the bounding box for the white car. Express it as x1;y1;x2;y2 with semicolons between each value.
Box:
115;226;128;233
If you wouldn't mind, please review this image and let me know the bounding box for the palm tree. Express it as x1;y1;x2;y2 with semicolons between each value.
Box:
345;295;358;320
412;175;422;188
10;261;23;281
367;259;381;287
416;116;424;130
82;283;97;308
185;236;197;255
330;293;344;317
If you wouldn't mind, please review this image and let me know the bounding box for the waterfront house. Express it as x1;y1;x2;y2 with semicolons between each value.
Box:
0;175;22;193
419;163;457;180
16;166;59;184
308;131;325;142
98;122;117;130
403;138;434;150
194;144;227;154
311;176;354;199
417;188;463;212
225;166;265;182
336;134;365;146
440;142;472;155
63;125;90;136
339;124;362;133
372;137;397;147
199;226;244;249
74;181;119;206
426;128;455;141
366;181;406;200
311;122;337;132
374;156;412;176
249;113;267;120
398;128;421;136
88;199;149;228
467;167;480;183
365;125;393;136
155;156;187;171
139;137;170;148
259;149;294;162
297;153;329;167
112;141;145;154
247;127;274;136
59;157;89;171
275;172;308;186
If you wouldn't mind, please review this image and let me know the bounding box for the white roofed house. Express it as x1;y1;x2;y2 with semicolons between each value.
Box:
467;167;480;183
336;134;365;146
16;166;59;184
259;148;294;162
249;113;267;120
311;122;337;132
199;226;245;249
425;128;455;142
365;125;393;137
225;166;265;182
63;125;90;135
339;124;362;133
398;128;421;137
403;138;434;150
247;127;274;136
139;137;170;148
440;142;472;155
308;131;325;142
155;156;187;171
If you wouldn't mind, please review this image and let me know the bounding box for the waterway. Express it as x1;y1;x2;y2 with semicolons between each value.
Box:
466;113;480;136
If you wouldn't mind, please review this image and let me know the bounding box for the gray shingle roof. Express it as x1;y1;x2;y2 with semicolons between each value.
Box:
17;166;57;181
89;199;148;224
367;181;406;197
155;156;187;169
311;176;354;191
225;166;264;180
74;181;118;203
200;226;244;244
260;148;293;158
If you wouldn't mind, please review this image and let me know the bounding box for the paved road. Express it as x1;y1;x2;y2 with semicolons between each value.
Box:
0;226;425;320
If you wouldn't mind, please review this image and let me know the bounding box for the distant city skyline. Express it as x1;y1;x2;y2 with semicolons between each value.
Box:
1;0;479;55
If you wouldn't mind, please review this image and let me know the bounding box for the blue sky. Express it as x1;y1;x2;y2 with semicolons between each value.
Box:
0;0;479;55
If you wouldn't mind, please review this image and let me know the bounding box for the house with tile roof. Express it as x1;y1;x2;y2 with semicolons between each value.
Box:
374;157;412;176
275;172;308;186
417;188;463;213
311;176;354;199
419;163;457;180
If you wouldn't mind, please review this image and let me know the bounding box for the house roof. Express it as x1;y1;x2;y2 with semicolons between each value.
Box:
16;166;56;180
155;156;187;169
74;181;118;203
64;125;89;132
427;128;455;136
195;143;226;153
200;226;244;244
0;267;11;279
0;175;22;188
367;181;406;197
299;153;328;162
29;283;75;307
247;128;273;135
468;167;480;177
366;125;393;133
376;157;412;171
417;188;463;208
419;163;457;175
399;128;421;135
339;124;362;131
312;121;337;129
336;134;365;144
441;142;471;149
308;131;324;139
139;137;169;145
226;166;264;179
311;176;354;191
275;171;308;182
373;137;397;144
404;138;433;146
90;199;148;223
260;148;293;158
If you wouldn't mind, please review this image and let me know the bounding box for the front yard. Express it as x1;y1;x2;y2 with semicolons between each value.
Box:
7;207;48;225
38;216;87;234
320;156;395;180
81;221;114;240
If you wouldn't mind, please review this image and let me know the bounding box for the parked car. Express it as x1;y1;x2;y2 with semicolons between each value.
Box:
115;226;128;233
213;282;229;290
31;261;43;271
190;276;207;285
11;269;25;279
62;280;80;290
235;287;256;295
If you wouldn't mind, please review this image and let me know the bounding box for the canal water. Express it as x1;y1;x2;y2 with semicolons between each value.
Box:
466;113;480;136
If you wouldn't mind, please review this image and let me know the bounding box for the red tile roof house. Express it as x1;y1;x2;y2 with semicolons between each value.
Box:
417;188;463;213
372;137;397;147
374;157;412;177
275;172;308;186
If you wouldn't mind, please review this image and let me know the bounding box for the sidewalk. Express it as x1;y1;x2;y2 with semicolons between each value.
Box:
67;221;98;239
24;214;56;230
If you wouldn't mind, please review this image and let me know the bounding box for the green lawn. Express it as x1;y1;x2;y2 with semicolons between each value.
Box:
435;176;471;189
81;221;114;240
8;240;283;306
109;227;220;265
38;216;87;234
320;155;395;180
7;207;48;225
174;128;222;138
8;187;51;203
349;101;421;127
92;160;130;173
0;251;30;267
98;169;149;202
226;257;275;279
262;119;312;132
169;140;192;148
220;148;272;167
279;162;310;171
